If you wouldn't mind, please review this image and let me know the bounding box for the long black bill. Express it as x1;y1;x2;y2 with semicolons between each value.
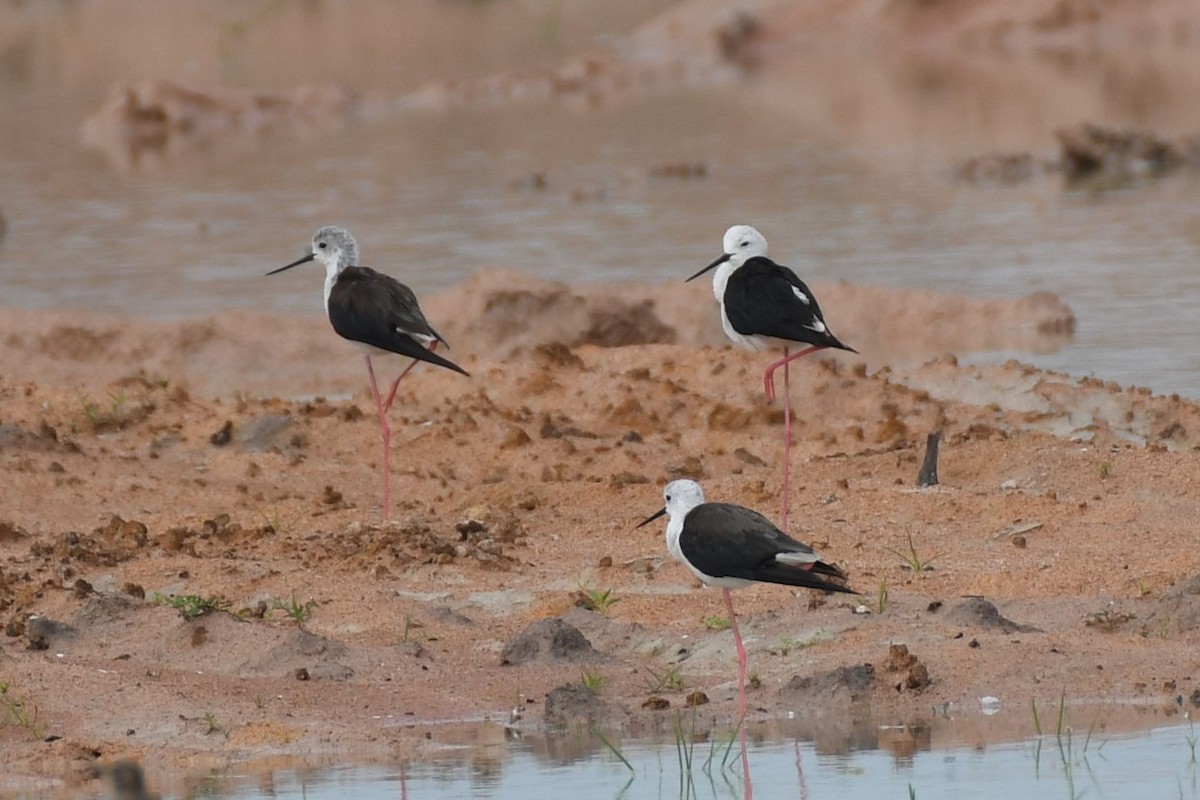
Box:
636;507;667;529
685;252;731;283
266;252;315;276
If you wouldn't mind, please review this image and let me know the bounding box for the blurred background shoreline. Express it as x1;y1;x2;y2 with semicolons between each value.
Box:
2;0;1199;396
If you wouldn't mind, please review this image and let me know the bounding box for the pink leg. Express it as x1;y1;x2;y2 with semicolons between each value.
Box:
724;588;753;798
365;354;392;521
761;345;823;402
384;341;439;413
782;349;792;533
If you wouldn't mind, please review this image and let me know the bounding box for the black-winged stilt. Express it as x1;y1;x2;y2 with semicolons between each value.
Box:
686;225;857;531
637;479;855;764
268;226;469;520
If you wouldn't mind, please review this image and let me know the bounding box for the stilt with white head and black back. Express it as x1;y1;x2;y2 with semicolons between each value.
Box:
268;226;469;520
686;225;857;532
638;479;856;794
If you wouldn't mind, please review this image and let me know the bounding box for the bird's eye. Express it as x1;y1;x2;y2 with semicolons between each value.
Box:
317;242;328;250
739;241;748;248
665;494;672;502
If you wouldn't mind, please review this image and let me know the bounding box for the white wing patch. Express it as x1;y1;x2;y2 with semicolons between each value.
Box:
807;318;827;334
791;286;811;305
776;551;819;566
402;329;438;346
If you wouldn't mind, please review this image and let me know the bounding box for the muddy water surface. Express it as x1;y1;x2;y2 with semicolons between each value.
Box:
68;717;1200;800
1;2;1199;396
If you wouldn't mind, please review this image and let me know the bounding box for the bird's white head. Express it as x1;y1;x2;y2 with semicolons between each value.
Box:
267;224;360;283
683;224;769;296
721;224;768;266
635;478;706;531
310;225;358;275
663;479;705;519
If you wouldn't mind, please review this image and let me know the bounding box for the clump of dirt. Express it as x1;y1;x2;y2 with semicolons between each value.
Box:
29;517;148;568
882;644;931;693
313;512;526;575
158;514;268;558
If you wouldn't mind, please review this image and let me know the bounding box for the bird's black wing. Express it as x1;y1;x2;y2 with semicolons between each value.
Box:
328;267;469;376
680;503;855;593
723;258;857;353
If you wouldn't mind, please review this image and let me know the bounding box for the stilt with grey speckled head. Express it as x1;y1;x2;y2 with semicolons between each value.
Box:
268;226;469;520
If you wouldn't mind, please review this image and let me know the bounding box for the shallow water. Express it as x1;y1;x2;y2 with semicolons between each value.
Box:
62;717;1200;800
1;1;1199;397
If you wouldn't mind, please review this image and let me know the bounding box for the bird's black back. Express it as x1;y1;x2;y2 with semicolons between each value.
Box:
328;267;468;375
680;503;854;593
723;258;857;352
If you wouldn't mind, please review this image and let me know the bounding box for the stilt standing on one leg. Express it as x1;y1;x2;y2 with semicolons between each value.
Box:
686;225;857;530
268;227;469;520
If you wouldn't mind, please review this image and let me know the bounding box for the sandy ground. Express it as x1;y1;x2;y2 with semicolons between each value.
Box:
5;0;1200;794
0;266;1198;792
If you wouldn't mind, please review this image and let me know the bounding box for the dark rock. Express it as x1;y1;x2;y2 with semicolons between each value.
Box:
781;664;876;705
27;616;76;650
209;420;233;446
544;683;607;729
642;697;670;711
501;618;599;666
946;597;1040;633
